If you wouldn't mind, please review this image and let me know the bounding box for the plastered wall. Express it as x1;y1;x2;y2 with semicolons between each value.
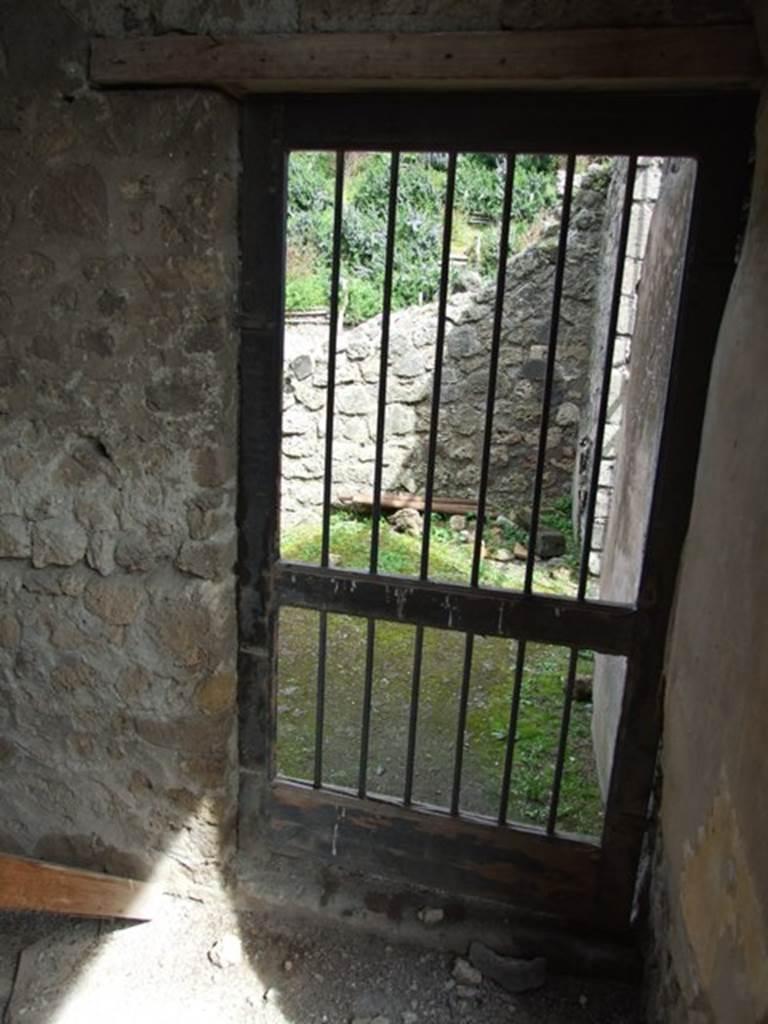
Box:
647;96;768;1023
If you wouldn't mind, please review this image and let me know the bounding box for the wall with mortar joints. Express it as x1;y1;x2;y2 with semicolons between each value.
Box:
0;1;240;886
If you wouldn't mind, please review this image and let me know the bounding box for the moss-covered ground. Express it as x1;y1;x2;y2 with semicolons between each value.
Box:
277;512;604;837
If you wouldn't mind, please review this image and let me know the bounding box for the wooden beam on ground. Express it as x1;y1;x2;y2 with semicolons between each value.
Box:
349;492;478;516
90;26;763;96
0;853;162;921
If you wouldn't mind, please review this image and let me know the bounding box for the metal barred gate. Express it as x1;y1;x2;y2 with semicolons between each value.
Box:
237;92;753;932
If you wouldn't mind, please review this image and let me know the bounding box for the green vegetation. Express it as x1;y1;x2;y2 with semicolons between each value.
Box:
277;507;603;836
276;609;601;836
281;504;578;594
286;151;559;325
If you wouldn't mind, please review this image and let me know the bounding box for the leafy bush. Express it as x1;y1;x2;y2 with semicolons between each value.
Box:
285;273;329;311
286;150;559;324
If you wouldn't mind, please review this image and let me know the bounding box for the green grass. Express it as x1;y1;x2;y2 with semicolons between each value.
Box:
281;509;578;596
276;512;603;837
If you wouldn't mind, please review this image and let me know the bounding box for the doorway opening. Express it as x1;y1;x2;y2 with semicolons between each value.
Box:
238;93;752;933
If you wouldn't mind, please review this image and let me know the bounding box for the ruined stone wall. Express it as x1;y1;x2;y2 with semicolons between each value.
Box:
646;96;768;1024
282;167;612;525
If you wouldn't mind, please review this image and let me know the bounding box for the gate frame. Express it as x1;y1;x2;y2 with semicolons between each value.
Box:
237;91;755;933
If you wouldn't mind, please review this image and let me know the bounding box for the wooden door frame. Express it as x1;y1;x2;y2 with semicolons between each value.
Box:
237;91;755;933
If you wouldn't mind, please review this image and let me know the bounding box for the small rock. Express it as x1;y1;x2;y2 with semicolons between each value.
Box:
452;958;482;986
514;508;531;531
290;354;313;380
535;528;566;560
491;548;513;562
417;906;445;926
573;676;593;702
389;507;422;537
451;269;483;294
513;543;528;560
448;514;466;532
555;402;580;427
402;1013;418;1024
208;934;243;969
456;985;480;999
468;942;546;994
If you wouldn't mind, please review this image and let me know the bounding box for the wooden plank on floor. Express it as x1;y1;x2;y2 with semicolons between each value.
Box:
0;853;162;921
90;26;763;94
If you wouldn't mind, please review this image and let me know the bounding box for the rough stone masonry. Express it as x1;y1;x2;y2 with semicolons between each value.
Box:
0;2;241;884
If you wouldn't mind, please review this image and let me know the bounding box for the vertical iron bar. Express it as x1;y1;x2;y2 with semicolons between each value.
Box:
471;154;516;587
419;152;458;580
369;152;401;572
314;151;345;789
450;633;475;815
313;610;328;787
359;154;401;798
402;153;457;810
577;157;638;599
403;624;424;805
497;639;527;825
524;154;576;594
547;646;580;835
358;618;376;798
320;151;346;568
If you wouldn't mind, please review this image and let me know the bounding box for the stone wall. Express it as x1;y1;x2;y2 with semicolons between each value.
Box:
575;157;663;575
282;166;613;525
0;2;240;885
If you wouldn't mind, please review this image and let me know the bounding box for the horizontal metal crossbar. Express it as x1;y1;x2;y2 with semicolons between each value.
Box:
275;562;640;656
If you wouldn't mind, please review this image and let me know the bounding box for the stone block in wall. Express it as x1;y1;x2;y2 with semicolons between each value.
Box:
0;515;31;559
31;518;88;568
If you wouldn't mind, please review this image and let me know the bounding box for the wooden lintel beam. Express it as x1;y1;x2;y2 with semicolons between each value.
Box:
90;26;763;95
0;853;162;921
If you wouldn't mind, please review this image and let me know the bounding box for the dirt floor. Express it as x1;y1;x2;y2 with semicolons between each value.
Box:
0;892;644;1024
